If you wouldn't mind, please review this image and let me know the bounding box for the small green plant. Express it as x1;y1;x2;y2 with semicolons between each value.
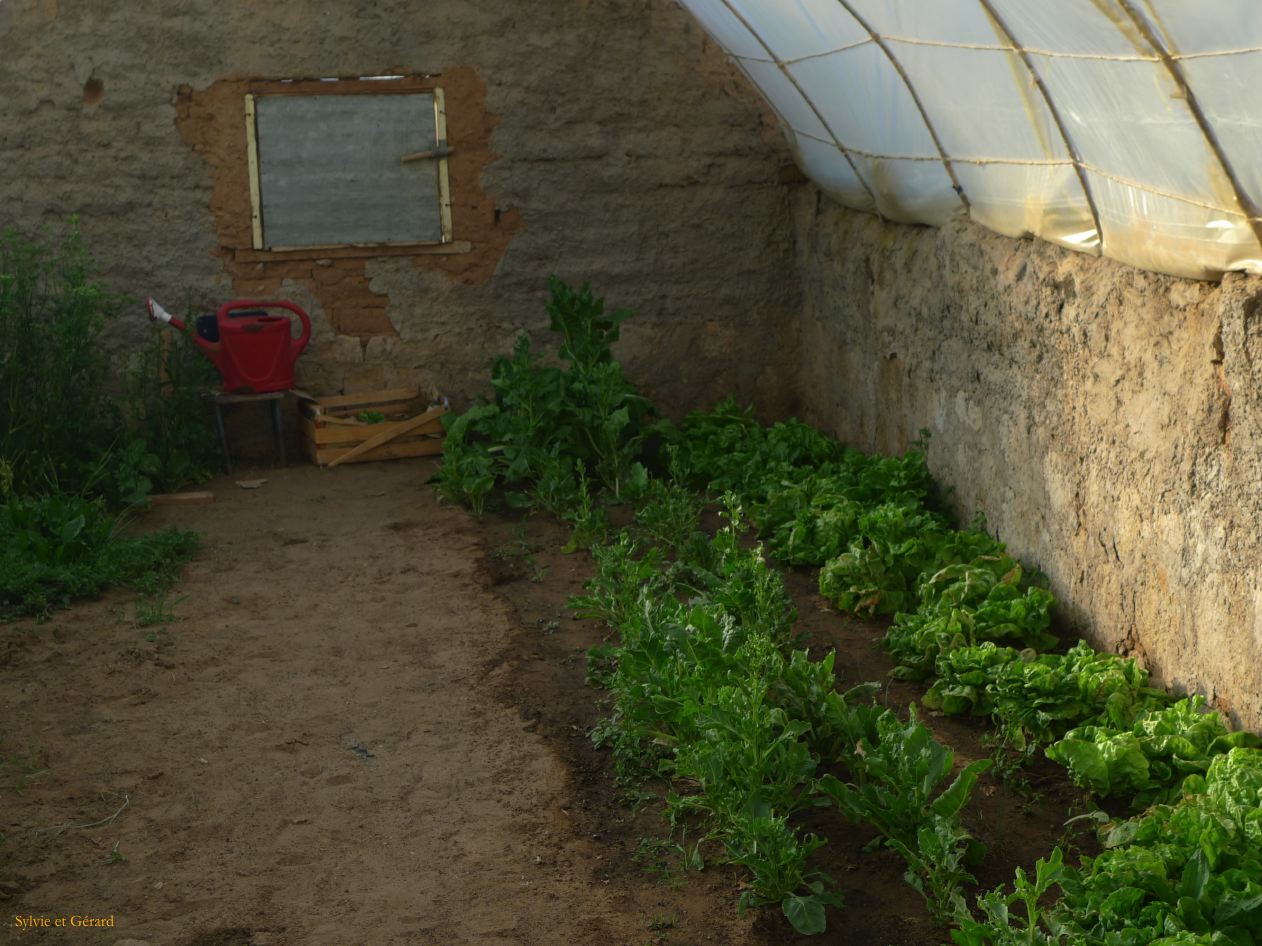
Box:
356;410;386;424
818;706;990;923
632;836;699;888
950;847;1070;946
0;741;48;792
984;739;1043;804
647;912;676;933
490;531;536;565
560;467;610;553
105;842;126;865
134;591;185;630
488;526;551;582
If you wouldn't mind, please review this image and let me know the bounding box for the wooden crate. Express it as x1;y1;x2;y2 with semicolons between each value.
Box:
296;387;447;467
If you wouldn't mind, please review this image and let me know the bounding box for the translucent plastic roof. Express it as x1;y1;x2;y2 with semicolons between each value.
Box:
679;0;1262;280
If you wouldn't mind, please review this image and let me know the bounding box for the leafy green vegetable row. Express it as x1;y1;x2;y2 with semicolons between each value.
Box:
657;399;1262;943
955;748;1262;945
575;492;990;933
661;400;1259;810
437;285;992;933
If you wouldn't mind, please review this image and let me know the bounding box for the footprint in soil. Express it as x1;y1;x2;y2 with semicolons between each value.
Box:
386;519;422;533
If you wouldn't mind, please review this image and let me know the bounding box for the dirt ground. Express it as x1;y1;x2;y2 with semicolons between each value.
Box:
1;458;1090;946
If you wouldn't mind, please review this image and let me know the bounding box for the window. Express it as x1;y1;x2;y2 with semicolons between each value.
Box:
244;78;452;252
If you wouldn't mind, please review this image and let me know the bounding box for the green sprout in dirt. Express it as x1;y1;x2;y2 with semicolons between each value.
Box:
632;836;702;889
0;740;48;793
134;590;187;633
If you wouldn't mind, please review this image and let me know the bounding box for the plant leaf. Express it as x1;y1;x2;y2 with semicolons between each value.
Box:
782;893;828;934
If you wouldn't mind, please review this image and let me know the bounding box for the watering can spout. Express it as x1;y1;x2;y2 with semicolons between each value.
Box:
147;297;215;353
147;296;176;327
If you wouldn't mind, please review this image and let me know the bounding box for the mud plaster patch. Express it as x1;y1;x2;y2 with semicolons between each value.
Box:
174;68;524;340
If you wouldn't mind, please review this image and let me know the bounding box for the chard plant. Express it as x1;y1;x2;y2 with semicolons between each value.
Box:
436;277;651;516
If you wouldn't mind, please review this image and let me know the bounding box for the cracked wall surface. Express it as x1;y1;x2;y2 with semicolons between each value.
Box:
795;190;1262;731
0;0;800;414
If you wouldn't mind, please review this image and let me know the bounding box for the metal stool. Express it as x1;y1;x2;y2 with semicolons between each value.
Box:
206;390;287;473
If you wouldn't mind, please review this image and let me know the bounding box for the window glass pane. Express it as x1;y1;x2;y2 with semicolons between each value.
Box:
256;92;441;247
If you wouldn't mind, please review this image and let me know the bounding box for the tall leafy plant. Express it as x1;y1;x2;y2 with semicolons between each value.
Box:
437;277;652;511
0;227;209;616
546;276;630;375
0;225;120;496
125;324;222;493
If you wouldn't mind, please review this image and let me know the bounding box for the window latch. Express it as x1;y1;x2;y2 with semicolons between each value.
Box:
400;140;452;163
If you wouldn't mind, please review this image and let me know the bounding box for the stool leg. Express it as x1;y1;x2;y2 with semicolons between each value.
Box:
214;401;232;474
271;397;286;467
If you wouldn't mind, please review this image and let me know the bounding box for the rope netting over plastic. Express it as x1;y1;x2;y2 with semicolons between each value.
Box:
678;0;1262;280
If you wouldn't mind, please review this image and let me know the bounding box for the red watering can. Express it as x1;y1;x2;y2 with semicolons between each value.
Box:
147;297;312;394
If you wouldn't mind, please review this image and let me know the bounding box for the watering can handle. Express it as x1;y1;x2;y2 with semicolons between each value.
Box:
218;300;312;354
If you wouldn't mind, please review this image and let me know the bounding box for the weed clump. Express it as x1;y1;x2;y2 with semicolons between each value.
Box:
0;225;209;617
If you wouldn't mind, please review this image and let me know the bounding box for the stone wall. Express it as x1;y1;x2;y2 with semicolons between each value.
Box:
795;190;1262;730
0;0;799;415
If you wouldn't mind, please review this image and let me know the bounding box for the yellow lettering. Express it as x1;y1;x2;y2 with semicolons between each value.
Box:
65;915;115;928
13;915;52;929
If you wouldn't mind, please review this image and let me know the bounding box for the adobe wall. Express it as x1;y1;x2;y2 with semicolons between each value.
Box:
0;0;800;416
796;190;1262;730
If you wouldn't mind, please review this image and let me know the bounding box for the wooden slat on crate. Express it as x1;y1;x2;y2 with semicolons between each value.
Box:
309;416;444;445
304;387;419;411
327;406;446;468
314;437;443;466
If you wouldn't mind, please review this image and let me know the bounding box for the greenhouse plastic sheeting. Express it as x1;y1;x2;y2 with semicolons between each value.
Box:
678;0;1262;280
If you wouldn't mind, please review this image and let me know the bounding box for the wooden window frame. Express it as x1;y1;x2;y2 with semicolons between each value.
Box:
240;75;460;262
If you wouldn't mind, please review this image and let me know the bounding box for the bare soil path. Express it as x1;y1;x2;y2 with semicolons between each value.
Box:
1;460;749;946
2;458;1085;946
